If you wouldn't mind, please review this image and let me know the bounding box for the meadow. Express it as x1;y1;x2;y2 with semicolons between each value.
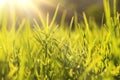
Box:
0;0;120;80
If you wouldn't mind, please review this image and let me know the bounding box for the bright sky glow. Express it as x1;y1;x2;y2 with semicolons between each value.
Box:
0;0;5;6
0;0;32;8
0;0;55;21
16;0;32;7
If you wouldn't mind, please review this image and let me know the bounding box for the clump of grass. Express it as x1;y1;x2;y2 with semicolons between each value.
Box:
0;0;120;80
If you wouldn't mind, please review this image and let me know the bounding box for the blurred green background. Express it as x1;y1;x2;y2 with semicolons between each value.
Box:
36;0;120;25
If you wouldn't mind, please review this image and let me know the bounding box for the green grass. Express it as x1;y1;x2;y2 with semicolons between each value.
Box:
0;0;120;80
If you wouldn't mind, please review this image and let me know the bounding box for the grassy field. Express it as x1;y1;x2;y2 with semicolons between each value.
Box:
0;0;120;80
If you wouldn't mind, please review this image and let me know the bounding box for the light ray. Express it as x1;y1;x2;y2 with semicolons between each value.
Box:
0;0;58;24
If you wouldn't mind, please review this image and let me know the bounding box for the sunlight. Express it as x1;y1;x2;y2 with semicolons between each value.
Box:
16;0;32;7
0;0;32;8
0;0;5;6
0;0;56;22
0;0;53;11
0;0;55;13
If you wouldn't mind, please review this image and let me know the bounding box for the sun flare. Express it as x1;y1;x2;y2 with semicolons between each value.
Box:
0;0;33;8
0;0;56;22
0;0;5;6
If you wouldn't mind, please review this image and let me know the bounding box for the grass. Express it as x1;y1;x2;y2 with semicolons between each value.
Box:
0;0;120;80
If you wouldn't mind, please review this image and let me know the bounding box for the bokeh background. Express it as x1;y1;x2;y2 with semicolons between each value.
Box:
33;0;120;25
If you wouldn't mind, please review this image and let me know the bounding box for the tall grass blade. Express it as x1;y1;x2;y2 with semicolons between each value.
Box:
49;4;59;28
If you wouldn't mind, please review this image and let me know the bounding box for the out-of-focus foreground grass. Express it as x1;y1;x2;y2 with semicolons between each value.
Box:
0;0;120;80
